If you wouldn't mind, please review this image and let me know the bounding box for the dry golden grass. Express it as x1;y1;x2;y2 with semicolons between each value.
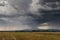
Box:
0;32;59;40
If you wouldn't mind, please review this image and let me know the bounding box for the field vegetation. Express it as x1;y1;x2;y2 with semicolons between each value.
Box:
0;32;59;40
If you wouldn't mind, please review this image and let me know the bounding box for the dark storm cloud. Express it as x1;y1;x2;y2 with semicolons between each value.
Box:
38;0;60;29
0;0;52;30
0;0;47;30
0;0;60;30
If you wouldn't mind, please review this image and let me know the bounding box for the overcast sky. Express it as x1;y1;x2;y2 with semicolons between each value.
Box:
0;0;60;31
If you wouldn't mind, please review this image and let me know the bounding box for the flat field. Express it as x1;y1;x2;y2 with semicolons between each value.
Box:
0;32;60;40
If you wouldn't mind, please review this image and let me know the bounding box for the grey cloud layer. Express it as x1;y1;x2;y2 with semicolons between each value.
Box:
0;0;60;30
0;0;44;30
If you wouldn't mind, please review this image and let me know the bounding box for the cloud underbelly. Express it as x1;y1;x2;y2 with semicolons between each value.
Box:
0;0;60;30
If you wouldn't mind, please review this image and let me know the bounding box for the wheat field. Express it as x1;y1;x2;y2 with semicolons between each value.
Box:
0;32;59;40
